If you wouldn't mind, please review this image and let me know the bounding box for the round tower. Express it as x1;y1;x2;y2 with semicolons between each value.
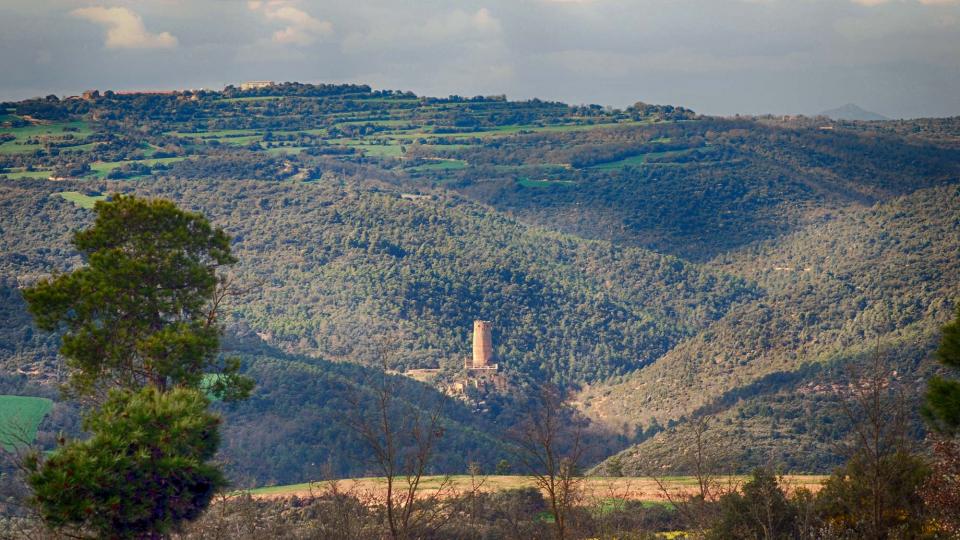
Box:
472;320;493;368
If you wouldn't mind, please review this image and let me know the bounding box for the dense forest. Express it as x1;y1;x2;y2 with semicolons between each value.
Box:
2;83;959;487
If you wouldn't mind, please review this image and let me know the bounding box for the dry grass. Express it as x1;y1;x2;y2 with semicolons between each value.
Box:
244;474;828;503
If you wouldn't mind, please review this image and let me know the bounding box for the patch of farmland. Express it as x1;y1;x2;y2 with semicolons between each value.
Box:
243;474;828;503
0;120;92;155
88;156;187;178
407;159;468;172
588;148;695;171
55;191;107;209
2;168;53;180
517;177;576;188
352;143;405;158
0;395;53;450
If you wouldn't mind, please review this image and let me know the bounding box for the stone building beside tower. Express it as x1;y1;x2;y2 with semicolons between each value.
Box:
404;320;506;396
456;319;505;394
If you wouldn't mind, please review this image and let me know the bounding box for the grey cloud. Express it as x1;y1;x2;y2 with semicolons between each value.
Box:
1;0;958;117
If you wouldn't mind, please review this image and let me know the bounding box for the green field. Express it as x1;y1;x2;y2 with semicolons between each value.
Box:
88;156;186;178
151;115;651;163
0;395;53;450
355;97;420;104
588;149;693;170
0;119;92;155
338;118;412;127
56;191;107;209
353;143;404;158
2;168;53;180
407;159;468;172
167;128;262;139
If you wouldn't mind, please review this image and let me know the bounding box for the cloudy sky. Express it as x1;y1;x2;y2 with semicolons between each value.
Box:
2;0;959;118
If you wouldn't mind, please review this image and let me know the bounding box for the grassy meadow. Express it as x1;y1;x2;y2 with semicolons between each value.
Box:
55;191;106;209
0;119;92;155
0;395;53;450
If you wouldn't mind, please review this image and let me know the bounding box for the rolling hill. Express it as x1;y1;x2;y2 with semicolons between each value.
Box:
2;84;959;484
584;185;960;472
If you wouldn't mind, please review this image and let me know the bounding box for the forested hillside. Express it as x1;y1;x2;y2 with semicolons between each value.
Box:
216;351;512;487
1;179;752;383
2;84;958;483
586;185;960;471
0;178;751;482
443;119;960;260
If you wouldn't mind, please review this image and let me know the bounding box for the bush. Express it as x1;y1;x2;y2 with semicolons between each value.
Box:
707;468;798;540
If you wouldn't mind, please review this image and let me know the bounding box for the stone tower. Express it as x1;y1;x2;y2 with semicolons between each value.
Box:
472;320;493;368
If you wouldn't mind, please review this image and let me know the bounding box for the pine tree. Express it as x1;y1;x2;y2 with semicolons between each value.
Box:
26;387;224;539
22;194;251;537
923;304;960;435
22;193;251;399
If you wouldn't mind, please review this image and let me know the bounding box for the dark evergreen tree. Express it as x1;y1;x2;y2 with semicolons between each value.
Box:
26;387;224;539
923;304;960;435
22;193;251;399
21;195;251;537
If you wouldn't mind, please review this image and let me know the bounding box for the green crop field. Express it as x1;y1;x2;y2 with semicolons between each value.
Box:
589;149;694;171
353;143;404;158
89;156;187;178
0;395;53;450
0;120;92;155
338;119;411;127
56;191;107;209
2;168;53;180
407;159;468;172
166;128;262;139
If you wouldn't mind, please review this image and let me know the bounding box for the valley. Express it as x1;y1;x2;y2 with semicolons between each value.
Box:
1;83;958;488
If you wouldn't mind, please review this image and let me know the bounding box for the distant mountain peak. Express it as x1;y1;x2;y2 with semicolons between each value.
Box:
820;103;889;121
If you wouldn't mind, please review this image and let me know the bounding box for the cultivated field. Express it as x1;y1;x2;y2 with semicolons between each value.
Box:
55;191;106;209
0;119;92;155
244;474;829;503
0;395;53;450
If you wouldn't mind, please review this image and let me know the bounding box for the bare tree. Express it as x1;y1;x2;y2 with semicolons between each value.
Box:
587;476;637;539
509;384;585;540
343;336;460;539
648;417;736;537
843;354;909;533
818;348;929;539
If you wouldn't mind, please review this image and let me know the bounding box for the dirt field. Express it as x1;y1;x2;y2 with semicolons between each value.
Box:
245;475;829;503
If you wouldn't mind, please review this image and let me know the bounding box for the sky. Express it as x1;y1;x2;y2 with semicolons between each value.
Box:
2;0;959;118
